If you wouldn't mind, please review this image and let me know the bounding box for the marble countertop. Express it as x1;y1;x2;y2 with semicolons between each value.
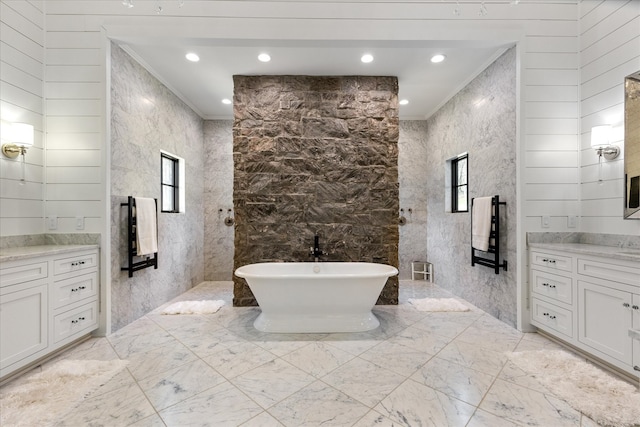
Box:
528;242;640;263
0;245;99;263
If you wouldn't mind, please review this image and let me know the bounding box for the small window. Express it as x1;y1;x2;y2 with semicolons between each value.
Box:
161;153;179;213
451;154;468;213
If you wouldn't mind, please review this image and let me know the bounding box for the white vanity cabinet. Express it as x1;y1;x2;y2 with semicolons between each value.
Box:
0;246;99;380
529;244;640;379
529;250;576;341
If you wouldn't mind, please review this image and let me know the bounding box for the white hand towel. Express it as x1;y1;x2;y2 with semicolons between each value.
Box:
472;196;493;251
134;197;157;256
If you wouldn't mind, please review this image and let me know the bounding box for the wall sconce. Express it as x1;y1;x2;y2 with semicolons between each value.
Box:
590;125;619;161
1;123;34;159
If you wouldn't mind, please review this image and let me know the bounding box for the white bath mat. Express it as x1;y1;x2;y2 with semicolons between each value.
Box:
161;299;225;315
408;297;470;312
508;350;640;427
0;359;129;427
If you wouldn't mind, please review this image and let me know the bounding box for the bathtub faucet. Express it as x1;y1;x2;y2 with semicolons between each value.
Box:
310;233;327;262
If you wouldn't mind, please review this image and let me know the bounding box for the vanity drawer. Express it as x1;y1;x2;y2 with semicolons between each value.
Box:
577;258;640;286
0;262;48;288
53;301;98;344
532;298;573;340
530;251;573;273
531;269;573;305
52;272;98;310
53;252;98;276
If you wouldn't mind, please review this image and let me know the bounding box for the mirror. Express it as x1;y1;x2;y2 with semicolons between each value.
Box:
624;70;640;219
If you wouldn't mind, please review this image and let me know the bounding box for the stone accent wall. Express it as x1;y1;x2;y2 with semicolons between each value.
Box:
232;75;399;306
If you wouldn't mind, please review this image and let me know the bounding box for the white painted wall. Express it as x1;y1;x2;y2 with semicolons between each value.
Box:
579;0;640;235
0;0;44;235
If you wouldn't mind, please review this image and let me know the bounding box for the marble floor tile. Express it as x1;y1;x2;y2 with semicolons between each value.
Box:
146;311;223;332
254;333;328;357
479;378;582;426
231;358;315;409
107;317;175;358
411;313;476;338
388;324;451;354
55;381;156;427
31;281;620;427
351;410;398;426
498;360;550;394
90;365;137;397
138;359;226;410
320;331;382;356
126;339;199;381
359;340;433;377
411;356;495;406
158;380;263;427
203;341;276;379
322;357;406;407
466;409;522;427
281;341;355;377
374;379;476;427
437;339;509;376
455;326;522;353
175;326;248;358
240;412;284;427
268;380;371;427
129;413;167;427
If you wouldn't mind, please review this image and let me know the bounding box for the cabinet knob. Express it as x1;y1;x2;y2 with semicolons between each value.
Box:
549;259;556;264
79;317;85;321
549;284;556;289
623;303;631;308
79;286;86;290
71;320;78;324
549;315;556;320
632;305;639;310
542;258;549;262
542;283;549;287
71;288;78;292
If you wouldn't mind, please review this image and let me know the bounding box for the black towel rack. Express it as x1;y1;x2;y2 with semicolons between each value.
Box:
471;195;507;274
120;196;158;277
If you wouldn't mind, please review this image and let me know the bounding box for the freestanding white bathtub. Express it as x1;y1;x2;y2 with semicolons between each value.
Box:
234;262;398;333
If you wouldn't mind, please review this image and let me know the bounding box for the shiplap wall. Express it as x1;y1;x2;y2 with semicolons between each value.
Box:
579;0;640;235
38;0;581;239
44;2;105;234
0;0;44;236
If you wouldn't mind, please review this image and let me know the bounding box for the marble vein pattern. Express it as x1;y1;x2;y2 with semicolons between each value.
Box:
2;280;614;427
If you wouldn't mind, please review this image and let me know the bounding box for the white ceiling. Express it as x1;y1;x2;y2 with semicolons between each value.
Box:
119;38;513;120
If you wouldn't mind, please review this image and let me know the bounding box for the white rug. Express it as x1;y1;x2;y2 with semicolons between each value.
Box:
0;359;129;427
161;299;225;314
407;297;470;312
509;350;640;427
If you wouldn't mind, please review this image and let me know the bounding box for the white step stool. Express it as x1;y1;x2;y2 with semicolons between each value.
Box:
411;261;433;282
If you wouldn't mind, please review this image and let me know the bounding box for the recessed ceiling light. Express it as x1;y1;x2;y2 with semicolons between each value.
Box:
258;53;271;62
222;98;232;105
185;52;200;62
431;54;446;63
399;99;409;105
361;54;374;63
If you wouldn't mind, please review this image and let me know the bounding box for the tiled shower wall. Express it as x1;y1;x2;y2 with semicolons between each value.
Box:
204;120;234;280
424;47;518;327
110;44;205;331
231;76;400;306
